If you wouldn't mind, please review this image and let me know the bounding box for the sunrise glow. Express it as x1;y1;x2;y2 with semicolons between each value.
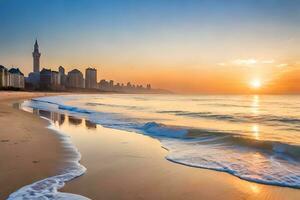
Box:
0;1;300;94
250;79;262;89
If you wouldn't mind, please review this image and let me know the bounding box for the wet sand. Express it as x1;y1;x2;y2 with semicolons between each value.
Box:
2;91;300;200
54;113;300;200
0;92;67;199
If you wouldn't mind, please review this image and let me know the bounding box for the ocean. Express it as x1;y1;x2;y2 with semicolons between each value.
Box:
11;94;300;198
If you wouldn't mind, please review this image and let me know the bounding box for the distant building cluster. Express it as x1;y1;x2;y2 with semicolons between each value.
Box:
24;40;152;92
98;80;151;92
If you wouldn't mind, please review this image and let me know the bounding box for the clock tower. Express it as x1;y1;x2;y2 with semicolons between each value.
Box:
32;40;41;73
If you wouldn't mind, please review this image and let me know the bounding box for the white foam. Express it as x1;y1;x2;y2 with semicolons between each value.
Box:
7;118;90;200
20;95;300;189
141;122;187;138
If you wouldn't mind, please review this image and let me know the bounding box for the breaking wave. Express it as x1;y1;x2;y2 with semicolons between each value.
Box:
19;95;300;189
158;110;300;125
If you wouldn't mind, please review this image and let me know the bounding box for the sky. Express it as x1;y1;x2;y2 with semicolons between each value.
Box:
1;0;300;94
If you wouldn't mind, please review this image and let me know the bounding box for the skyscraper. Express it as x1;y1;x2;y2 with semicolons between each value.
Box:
67;69;84;88
59;66;66;87
85;67;97;89
32;40;41;73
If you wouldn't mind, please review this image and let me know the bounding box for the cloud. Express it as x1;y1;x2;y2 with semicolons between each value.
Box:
261;60;275;64
217;62;226;66
233;59;257;66
276;63;288;68
218;58;281;68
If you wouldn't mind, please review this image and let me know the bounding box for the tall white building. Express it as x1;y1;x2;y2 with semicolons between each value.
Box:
67;69;84;88
85;67;97;89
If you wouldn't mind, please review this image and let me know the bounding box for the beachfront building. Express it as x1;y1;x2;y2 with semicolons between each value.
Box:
85;67;97;89
32;40;41;73
0;66;25;89
7;68;25;89
51;70;61;90
26;72;40;89
67;69;84;89
0;65;9;88
98;79;112;91
146;84;151;90
39;68;63;90
59;66;66;88
40;68;52;90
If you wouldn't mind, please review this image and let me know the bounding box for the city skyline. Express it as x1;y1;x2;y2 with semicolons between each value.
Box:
1;40;154;93
1;0;300;93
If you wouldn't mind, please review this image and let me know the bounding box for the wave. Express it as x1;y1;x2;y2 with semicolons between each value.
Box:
158;110;300;125
139;122;300;160
86;102;142;110
59;105;94;114
158;110;246;122
140;122;188;138
22;96;300;189
33;97;300;126
28;97;300;160
7;117;90;200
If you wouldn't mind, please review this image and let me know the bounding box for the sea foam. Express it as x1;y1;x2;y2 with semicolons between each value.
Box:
7;117;90;200
19;95;300;189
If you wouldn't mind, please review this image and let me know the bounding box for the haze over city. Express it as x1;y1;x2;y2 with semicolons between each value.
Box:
1;0;300;94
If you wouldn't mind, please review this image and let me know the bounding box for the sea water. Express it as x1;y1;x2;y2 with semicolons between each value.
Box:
11;94;300;199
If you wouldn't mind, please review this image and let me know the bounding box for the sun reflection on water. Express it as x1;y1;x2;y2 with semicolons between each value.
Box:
251;95;260;114
252;124;260;140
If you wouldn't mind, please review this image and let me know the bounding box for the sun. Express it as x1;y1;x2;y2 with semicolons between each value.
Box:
250;79;261;89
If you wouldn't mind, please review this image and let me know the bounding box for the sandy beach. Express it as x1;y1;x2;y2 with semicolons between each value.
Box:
1;91;300;200
59;118;300;200
0;92;68;199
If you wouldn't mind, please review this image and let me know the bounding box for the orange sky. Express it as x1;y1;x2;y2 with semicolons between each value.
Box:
1;1;300;94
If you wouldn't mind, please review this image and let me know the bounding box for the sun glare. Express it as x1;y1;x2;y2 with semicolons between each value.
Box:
250;79;261;89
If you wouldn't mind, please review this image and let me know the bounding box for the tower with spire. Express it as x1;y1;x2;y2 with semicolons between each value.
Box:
32;39;41;73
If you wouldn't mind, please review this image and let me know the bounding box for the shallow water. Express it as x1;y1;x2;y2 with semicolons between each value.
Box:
21;94;300;189
6;115;90;200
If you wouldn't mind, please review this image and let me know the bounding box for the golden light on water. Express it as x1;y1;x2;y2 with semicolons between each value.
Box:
251;95;260;114
252;124;260;140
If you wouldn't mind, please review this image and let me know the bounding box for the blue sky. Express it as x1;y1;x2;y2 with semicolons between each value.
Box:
1;0;300;92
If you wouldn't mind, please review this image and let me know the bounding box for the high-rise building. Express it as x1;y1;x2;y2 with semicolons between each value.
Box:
51;71;60;89
109;80;114;88
59;66;65;74
147;84;151;90
32;40;41;73
0;65;9;88
59;66;66;87
85;67;97;89
67;69;84;88
40;68;52;90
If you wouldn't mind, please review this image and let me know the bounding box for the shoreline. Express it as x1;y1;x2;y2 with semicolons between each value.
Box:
2;91;300;200
0;91;70;199
58;115;300;200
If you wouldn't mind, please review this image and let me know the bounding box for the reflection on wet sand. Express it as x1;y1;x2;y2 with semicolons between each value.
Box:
33;108;66;125
30;107;96;130
85;120;97;129
68;116;82;126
